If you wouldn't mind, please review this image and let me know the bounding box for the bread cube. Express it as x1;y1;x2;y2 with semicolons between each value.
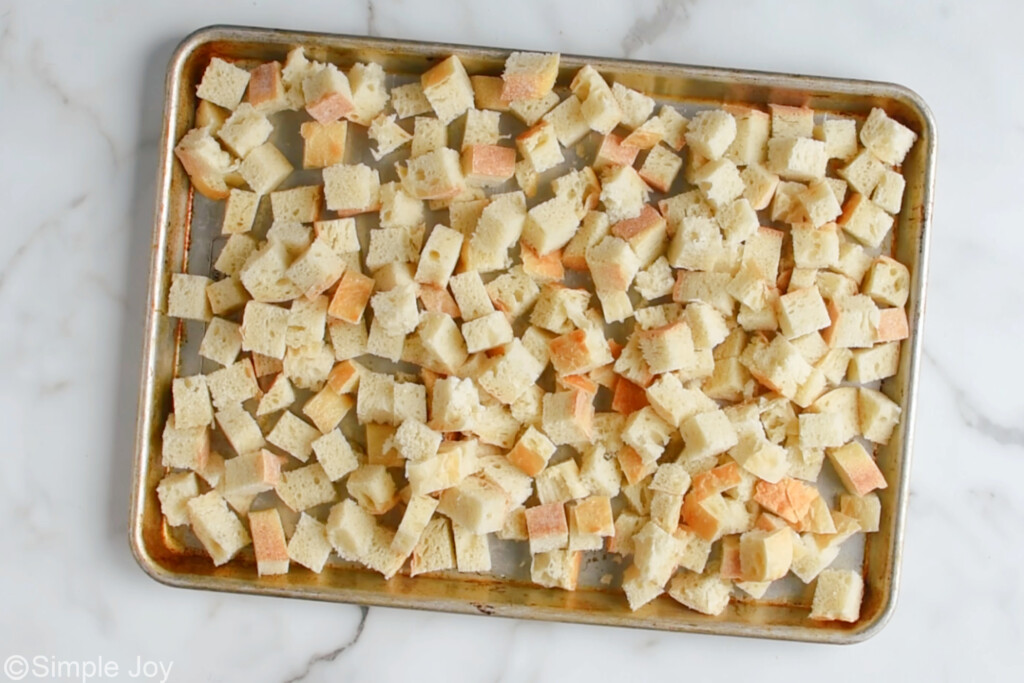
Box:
810;569;864;622
530;549;582;591
203;276;248;317
222;449;282;498
776;286;830;339
295;120;349;169
872;169;906;214
810;116;856;160
342;464;396;515
460;144;516;186
238;142;293;195
386;81;431;119
738;162;780;211
157;471;200;526
205;357;259;410
632;521;682;586
242;507;288;576
610;205;667;268
542;390;594;445
173;126;237;200
860;107;917;165
240;58;282;111
455;310;511;354
325;498;376;560
237;301;288;360
568;65;620;134
478;339;544;405
680;409;738;461
217;189;260;237
186;490;250;566
282;513;330;573
168;273;214;322
719;105;769;165
536;95;588;149
172;375;214;429
522;502;568;554
548;327;612;376
862;256;912;309
469;74;510;112
838;193;894;248
282;240;342;301
323;163;380;216
385;495;439;557
586;237;641;299
795;178;841;228
410;115;447;158
284;340;334;391
592;132;640;172
408;517;455;576
400;147;465;200
823;294;880;349
751;477;818;525
516;120;563;173
692;157;745;208
599;165;648;223
767;136;828;182
730;433;788;483
736;527;791;583
437;475;509;534
766;103;813;139
496;50;559;102
196;57;250;110
645;374;714;428
213;234;257;278
633;257;674;301
858;387;902;445
508;91;559;126
418;55;474;124
215;103;271;159
301;63;354;122
847;342;899;384
685;109;737;160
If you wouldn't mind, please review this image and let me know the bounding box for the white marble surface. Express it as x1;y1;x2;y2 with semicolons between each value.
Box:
0;0;1021;680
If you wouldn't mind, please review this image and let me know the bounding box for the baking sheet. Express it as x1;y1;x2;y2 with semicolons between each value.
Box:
130;24;935;643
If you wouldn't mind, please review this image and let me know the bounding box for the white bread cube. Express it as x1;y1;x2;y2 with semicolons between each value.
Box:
211;408;262;457
621;406;673;464
413;224;462;287
410;517;456;576
214;234;257;277
656;105;689;150
168;273;213;322
863;255;911;307
530;284;590;334
302;64;354;122
410;116;447;158
730;433;788;484
223;450;282;497
570;65;621;134
516;120;563;173
437;475;509;534
552;167;601;222
417;311;469;374
238;142;293;195
798;179;842;228
326;270;374;325
283;341;334;392
406;441;475;495
195;98;229;132
827;441;887;497
376;184;424;232
216;103;272;158
368;113;412;160
462;108;502;149
392;494;440;556
157;471;200;526
451;522;491;573
461;310;513;354
543;95;590;147
478;453;533;507
205;277;249;316
174;127;237;200
634;257;675;300
369;282;420;336
646;374;716;428
859;387;902;444
667;216;722;271
266;221;313;254
860;107;917;165
520;199;580;259
400;147;465;200
792;223;840;269
285;240;343;301
739;527;792;581
172;375;214;429
347;62;388;125
389;418;442;463
778;286;830;339
632;521;682;586
460;144;516;186
471;74;511;112
722;105;770;165
327;319;368;361
239;301;289;359
205;358;259;410
365;226;421;271
872;169;906;214
345;464;397;514
823;294;880;348
478;339;544;405
680;409;738;461
265;411;319;463
448;270;495;325
587;235;641;292
840;492;881;533
323;163;380;215
531;549;582;590
692;157;744;207
485;266;540;319
500;51;559;102
848;342;900;383
839;149;886;196
186;490;250;566
549;327;613;376
622;564;664;610
672;269;735;317
685;109;737;160
298;120;348;169
637;321;696;375
247;507;289;576
610;205;667;267
391;82;432;119
579;444;622;497
810;569;863;622
767;136;827;181
196;57;250;110
771;182;807;224
610;82;655;129
599;165;648;223
284;295;327;349
838;194;894;248
815;117;858;160
525;502;569;553
221;189;260;235
366;318;404;363
769;103;814;139
286;513;332;573
238;241;302;302
309;429;358;481
542;390;595;445
326;499;375;559
428;376;480;432
739;162;780;211
563;211;610;271
508;91;560;127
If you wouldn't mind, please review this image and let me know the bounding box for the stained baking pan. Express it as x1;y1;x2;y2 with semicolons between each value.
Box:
130;24;935;643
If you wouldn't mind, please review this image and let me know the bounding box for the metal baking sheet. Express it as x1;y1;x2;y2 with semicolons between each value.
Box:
129;24;935;643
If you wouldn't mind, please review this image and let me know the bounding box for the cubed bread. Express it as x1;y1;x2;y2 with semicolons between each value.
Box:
611;205;667;267
838;193;894;248
174;126;237;200
637;321;696;375
810;569;864;622
730;433;788;483
392;494;441;556
461;144;516;186
815;117;858;160
509;91;560;126
217;103;272;158
410;116;447;158
752;477;818;525
248;507;289;576
525;502;569;554
823;294;880;348
300;120;348;168
410;517;456;576
541;94;590;148
168;273;213;322
325;498;375;558
531;549;582;590
437;475;510;534
862;255;911;308
214;234;257;277
478;339;544;405
847;342;900;383
859;387;902;444
685;109;737;160
400;147;465;200
196;57;251;110
391;81;433;118
860;107;917;165
186;490;251;566
680;409;738;462
599;165;648;223
286;513;332;573
777;287;830;339
872;169;906;214
347;62;389;125
421;55;474;124
542;390;594;445
157;471;200;526
238;142;293;195
302;64;354;122
632;521;681;586
323;163;380;215
460;310;513;354
368;113;413;160
516;120;563;173
501;51;560;101
325;269;373;325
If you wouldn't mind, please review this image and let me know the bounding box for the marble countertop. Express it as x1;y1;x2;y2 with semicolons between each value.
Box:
1;0;1021;680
